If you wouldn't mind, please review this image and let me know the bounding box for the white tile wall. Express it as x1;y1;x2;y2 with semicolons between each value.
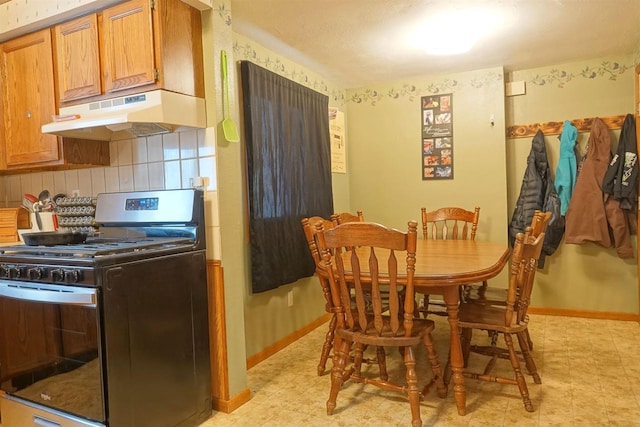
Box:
91;169;106;195
132;138;148;164
133;164;150;191
162;133;180;161
116;139;133;166
147;135;164;162
198;128;216;157
164;160;182;190
180;129;198;159
118;166;134;191
148;162;165;190
64;171;80;194
104;167;120;193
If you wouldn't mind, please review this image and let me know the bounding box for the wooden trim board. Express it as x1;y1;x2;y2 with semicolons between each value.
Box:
207;260;231;410
528;306;639;322
246;313;332;370
212;388;251;414
507;114;627;138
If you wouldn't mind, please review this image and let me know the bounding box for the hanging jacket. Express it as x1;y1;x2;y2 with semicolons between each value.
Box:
554;120;578;216
565;117;634;258
508;130;565;268
602;113;638;211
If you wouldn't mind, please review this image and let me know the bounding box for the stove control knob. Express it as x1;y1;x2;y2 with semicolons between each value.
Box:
28;267;45;280
51;269;65;282
65;269;81;283
8;266;23;279
0;264;10;278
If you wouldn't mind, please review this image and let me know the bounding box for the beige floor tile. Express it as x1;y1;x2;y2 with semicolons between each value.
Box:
196;314;640;426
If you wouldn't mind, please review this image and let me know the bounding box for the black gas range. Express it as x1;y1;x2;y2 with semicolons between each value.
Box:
0;189;212;427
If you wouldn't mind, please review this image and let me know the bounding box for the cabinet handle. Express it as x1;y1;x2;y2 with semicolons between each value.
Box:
26;110;31;118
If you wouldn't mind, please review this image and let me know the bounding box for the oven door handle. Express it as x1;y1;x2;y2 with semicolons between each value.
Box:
0;282;96;306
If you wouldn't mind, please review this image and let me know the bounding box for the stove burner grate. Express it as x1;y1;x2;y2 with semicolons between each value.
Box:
0;237;193;258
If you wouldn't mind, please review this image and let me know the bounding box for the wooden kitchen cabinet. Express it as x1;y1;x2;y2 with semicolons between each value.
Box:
0;29;110;170
98;0;204;99
52;13;102;103
0;29;60;167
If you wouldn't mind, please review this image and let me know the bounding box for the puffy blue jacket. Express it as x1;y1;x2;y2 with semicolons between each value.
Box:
554;121;578;216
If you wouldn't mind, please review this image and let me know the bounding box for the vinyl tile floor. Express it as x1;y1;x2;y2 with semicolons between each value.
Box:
199;314;640;427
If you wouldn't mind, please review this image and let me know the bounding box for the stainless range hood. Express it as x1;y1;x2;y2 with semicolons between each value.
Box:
42;90;207;141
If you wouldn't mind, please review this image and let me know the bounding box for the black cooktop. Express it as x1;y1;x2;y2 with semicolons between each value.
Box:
0;236;194;258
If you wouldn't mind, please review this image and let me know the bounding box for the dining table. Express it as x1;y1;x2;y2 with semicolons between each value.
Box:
339;238;511;416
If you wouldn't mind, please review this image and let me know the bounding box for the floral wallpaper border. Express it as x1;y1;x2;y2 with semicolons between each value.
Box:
213;1;232;26
528;60;631;88
349;72;503;106
349;57;633;106
232;39;347;106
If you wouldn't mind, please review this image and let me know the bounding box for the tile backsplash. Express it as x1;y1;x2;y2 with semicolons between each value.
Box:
1;127;222;259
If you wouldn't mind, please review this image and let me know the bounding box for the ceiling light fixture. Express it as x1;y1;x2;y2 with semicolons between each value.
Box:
406;7;506;56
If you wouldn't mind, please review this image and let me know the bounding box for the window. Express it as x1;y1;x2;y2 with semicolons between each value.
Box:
241;61;333;293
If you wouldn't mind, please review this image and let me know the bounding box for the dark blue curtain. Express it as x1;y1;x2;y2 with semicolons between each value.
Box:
241;61;333;293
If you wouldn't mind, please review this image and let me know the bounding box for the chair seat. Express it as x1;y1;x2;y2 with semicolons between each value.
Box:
458;302;528;334
337;317;436;347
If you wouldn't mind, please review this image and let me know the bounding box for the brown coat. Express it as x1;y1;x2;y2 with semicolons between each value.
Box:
564;118;633;258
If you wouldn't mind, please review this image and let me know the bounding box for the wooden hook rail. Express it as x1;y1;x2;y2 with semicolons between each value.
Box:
506;114;627;139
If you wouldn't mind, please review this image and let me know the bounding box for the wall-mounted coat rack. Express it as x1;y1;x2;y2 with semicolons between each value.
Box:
506;114;627;138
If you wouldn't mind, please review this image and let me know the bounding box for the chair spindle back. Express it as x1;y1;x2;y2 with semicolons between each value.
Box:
421;206;480;240
316;221;418;338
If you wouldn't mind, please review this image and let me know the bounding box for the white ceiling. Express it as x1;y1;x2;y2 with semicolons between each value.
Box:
231;0;640;88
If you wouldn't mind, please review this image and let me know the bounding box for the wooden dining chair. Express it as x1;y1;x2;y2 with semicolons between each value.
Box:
331;210;364;225
462;210;551;353
301;216;338;376
457;226;545;412
301;210;367;376
463;210;551;306
419;206;480;317
421;206;480;241
316;220;447;427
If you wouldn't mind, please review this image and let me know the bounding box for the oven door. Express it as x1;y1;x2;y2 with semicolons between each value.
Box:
0;281;105;425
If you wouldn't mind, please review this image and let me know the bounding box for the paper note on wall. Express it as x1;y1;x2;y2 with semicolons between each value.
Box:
330;108;346;173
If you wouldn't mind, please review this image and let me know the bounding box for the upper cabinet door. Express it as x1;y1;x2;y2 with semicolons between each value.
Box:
100;0;156;94
0;29;59;166
53;14;102;103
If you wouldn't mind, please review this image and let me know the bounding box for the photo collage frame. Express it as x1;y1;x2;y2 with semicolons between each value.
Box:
421;93;453;180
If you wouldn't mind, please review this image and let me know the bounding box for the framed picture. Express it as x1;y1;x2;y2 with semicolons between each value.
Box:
421;93;453;180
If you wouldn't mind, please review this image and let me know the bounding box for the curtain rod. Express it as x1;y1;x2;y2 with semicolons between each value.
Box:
506;114;627;139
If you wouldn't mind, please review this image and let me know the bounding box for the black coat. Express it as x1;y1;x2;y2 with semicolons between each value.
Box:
602;113;638;211
509;130;565;268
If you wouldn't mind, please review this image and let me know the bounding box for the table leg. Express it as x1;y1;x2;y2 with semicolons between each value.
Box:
443;286;466;416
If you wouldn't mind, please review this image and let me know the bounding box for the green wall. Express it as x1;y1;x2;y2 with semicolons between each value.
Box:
506;55;637;313
345;68;509;244
203;1;248;398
